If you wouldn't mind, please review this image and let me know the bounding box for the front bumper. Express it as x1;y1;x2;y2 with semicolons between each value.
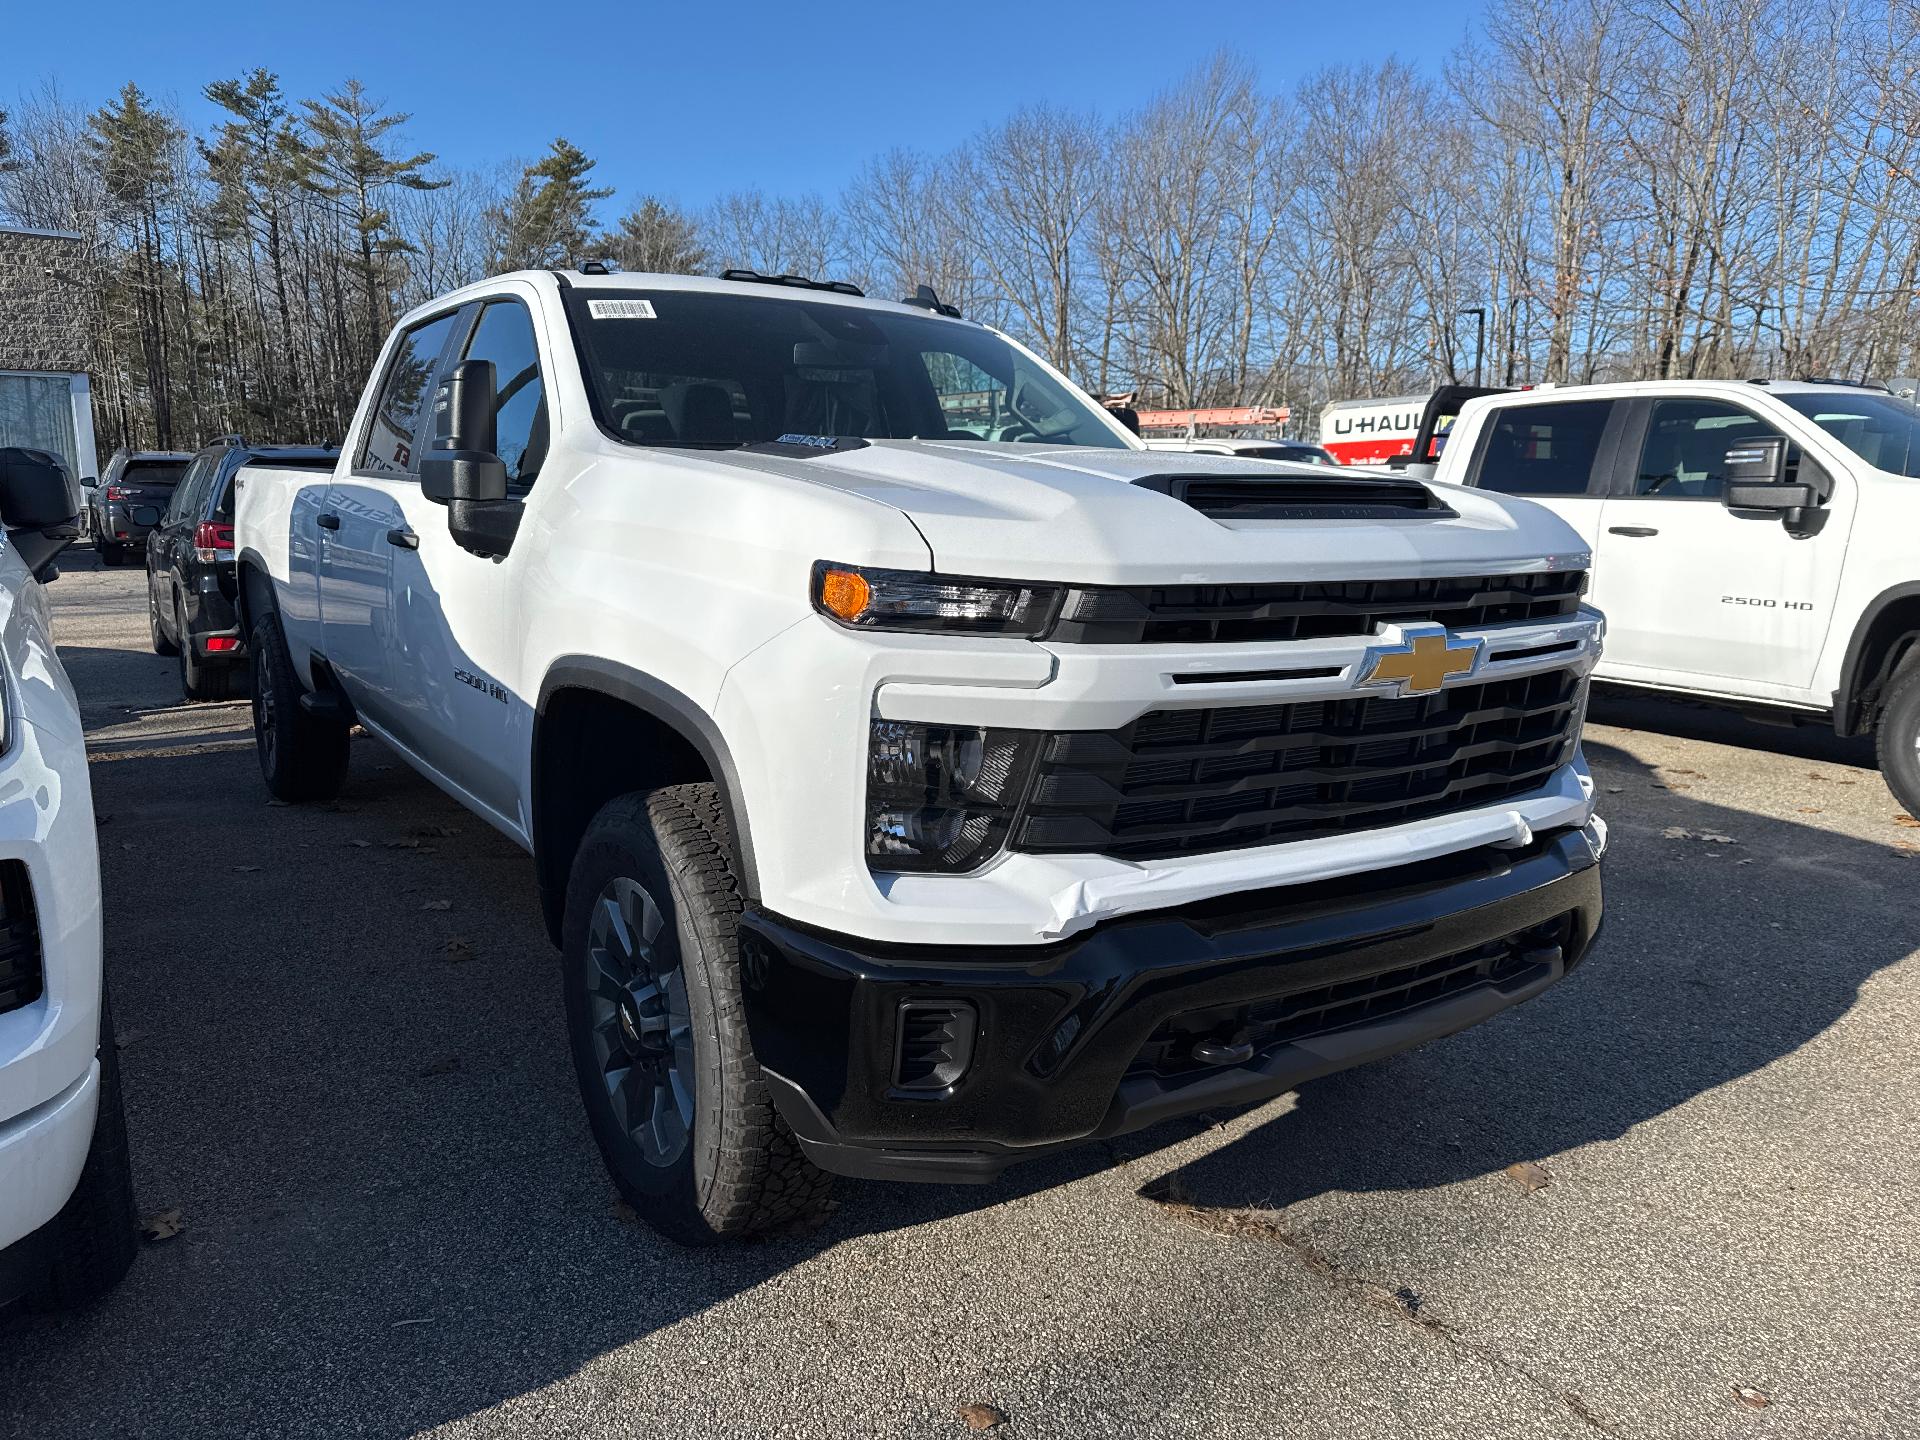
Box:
742;824;1602;1183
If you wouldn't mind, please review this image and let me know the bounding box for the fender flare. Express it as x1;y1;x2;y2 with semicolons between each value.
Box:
533;656;761;897
1833;581;1920;735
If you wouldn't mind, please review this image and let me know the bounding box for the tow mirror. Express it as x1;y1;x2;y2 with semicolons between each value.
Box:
0;447;81;581
1722;436;1814;514
420;359;521;559
421;359;507;507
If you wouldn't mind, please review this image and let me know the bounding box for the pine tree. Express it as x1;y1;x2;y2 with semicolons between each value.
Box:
609;197;707;274
301;80;443;358
492;137;612;270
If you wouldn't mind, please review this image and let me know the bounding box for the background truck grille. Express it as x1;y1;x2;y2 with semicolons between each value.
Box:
1128;913;1574;1079
0;861;44;1016
1046;570;1585;645
1014;668;1584;860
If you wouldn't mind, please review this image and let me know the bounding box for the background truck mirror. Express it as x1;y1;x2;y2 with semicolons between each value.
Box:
1723;436;1814;514
0;447;81;581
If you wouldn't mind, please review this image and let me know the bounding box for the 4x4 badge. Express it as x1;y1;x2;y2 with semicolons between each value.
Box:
1360;625;1482;697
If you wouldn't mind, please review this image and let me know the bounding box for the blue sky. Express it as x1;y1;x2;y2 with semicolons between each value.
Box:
10;0;1477;208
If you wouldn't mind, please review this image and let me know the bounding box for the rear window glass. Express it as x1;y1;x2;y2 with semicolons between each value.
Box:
1473;401;1614;496
212;455;335;519
122;463;186;488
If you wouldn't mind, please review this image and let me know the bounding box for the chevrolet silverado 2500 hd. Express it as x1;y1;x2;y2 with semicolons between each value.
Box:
1399;380;1920;815
234;269;1607;1244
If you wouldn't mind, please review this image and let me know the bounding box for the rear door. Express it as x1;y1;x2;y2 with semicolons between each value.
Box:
321;307;465;732
1590;397;1855;694
150;453;211;624
1457;397;1620;553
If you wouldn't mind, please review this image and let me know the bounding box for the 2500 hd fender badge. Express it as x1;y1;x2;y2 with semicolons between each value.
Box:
1359;624;1483;697
453;666;509;704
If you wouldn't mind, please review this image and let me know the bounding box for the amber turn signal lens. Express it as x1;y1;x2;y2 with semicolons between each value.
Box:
818;567;871;621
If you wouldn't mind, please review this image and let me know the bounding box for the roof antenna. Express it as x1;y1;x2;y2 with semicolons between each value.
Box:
902;283;962;319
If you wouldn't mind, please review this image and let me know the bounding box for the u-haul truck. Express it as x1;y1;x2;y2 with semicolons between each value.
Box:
1318;394;1425;464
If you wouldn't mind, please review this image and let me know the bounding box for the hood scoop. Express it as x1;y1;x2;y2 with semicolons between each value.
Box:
1131;471;1454;521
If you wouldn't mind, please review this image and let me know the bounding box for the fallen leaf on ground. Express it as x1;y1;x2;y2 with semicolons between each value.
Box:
1663;826;1737;843
116;1028;145;1050
383;837;420;850
1769;921;1785;928
410;824;461;838
233;864;262;873
610;1199;640;1225
417;1056;462;1077
141;1208;185;1242
1732;1385;1770;1410
1505;1160;1552;1194
348;839;371;849
957;1403;1008;1432
266;798;289;807
1894;840;1919;854
442;937;475;961
421;899;452;911
1895;814;1920;828
1605;786;1624;794
94;813;113;826
1664;767;1704;777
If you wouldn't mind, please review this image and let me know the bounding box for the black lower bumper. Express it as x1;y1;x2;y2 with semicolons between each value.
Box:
740;827;1603;1183
183;573;246;660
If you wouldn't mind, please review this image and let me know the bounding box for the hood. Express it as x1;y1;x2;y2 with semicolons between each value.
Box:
698;440;1590;585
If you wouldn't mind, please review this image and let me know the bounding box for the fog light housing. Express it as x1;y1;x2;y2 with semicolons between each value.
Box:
866;720;1040;873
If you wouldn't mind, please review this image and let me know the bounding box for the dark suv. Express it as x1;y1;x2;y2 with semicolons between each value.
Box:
95;449;192;565
145;439;338;700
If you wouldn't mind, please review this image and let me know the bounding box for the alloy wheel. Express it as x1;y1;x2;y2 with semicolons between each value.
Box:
585;876;695;1168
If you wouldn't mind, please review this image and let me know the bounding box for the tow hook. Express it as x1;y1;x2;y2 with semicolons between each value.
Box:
1191;1038;1256;1067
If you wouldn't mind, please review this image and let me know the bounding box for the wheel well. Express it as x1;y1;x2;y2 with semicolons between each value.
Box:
1841;595;1920;736
236;557;274;637
531;688;726;947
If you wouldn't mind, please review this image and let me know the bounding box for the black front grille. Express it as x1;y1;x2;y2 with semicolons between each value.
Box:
0;862;44;1016
1047;570;1585;645
1129;913;1574;1079
1015;668;1583;860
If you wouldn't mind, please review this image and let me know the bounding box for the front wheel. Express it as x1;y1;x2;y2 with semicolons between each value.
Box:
249;608;349;801
1876;650;1920;820
562;784;832;1245
147;580;178;657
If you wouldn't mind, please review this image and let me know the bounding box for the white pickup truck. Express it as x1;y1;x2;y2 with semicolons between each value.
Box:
234;268;1607;1243
1396;380;1920;813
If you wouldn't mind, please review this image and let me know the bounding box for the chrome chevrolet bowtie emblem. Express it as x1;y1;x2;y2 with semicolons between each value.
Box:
1360;625;1482;697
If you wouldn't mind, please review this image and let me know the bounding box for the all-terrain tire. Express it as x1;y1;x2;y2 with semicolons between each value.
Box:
147;579;178;657
30;994;139;1311
249;607;349;802
1876;648;1920;821
178;597;234;702
562;784;832;1246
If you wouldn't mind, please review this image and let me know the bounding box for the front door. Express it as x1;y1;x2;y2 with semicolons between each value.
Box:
378;296;551;825
1591;397;1856;696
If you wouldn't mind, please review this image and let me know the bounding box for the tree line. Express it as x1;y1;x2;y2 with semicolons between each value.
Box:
3;0;1918;456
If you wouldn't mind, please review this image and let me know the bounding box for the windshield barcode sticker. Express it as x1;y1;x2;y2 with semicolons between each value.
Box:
588;299;657;320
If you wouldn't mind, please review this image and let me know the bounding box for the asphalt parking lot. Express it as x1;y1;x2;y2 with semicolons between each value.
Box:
3;550;1916;1440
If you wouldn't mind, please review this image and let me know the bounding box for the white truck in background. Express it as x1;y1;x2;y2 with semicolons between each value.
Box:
234;266;1608;1245
1397;379;1920;814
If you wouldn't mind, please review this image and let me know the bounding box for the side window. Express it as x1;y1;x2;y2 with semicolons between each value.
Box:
359;311;459;476
1473;401;1614;496
457;300;547;485
1632;399;1786;499
167;456;210;523
922;352;1008;438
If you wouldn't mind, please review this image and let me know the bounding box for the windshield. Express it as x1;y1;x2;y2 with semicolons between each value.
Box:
1778;391;1920;477
564;288;1130;450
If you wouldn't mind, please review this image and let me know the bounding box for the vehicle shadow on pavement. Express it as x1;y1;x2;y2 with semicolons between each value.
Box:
1127;737;1920;1217
1589;684;1878;771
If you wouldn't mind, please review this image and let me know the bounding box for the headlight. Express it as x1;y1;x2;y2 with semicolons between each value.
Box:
866;720;1041;872
813;562;1062;637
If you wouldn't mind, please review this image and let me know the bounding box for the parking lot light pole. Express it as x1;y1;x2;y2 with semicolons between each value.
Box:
1458;307;1487;388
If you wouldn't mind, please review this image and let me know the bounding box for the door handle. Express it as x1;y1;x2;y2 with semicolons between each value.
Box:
386;528;419;550
316;512;340;530
1607;525;1659;537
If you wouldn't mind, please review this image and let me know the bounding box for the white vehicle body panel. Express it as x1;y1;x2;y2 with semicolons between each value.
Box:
1434;380;1914;713
0;538;105;1253
236;271;1602;949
